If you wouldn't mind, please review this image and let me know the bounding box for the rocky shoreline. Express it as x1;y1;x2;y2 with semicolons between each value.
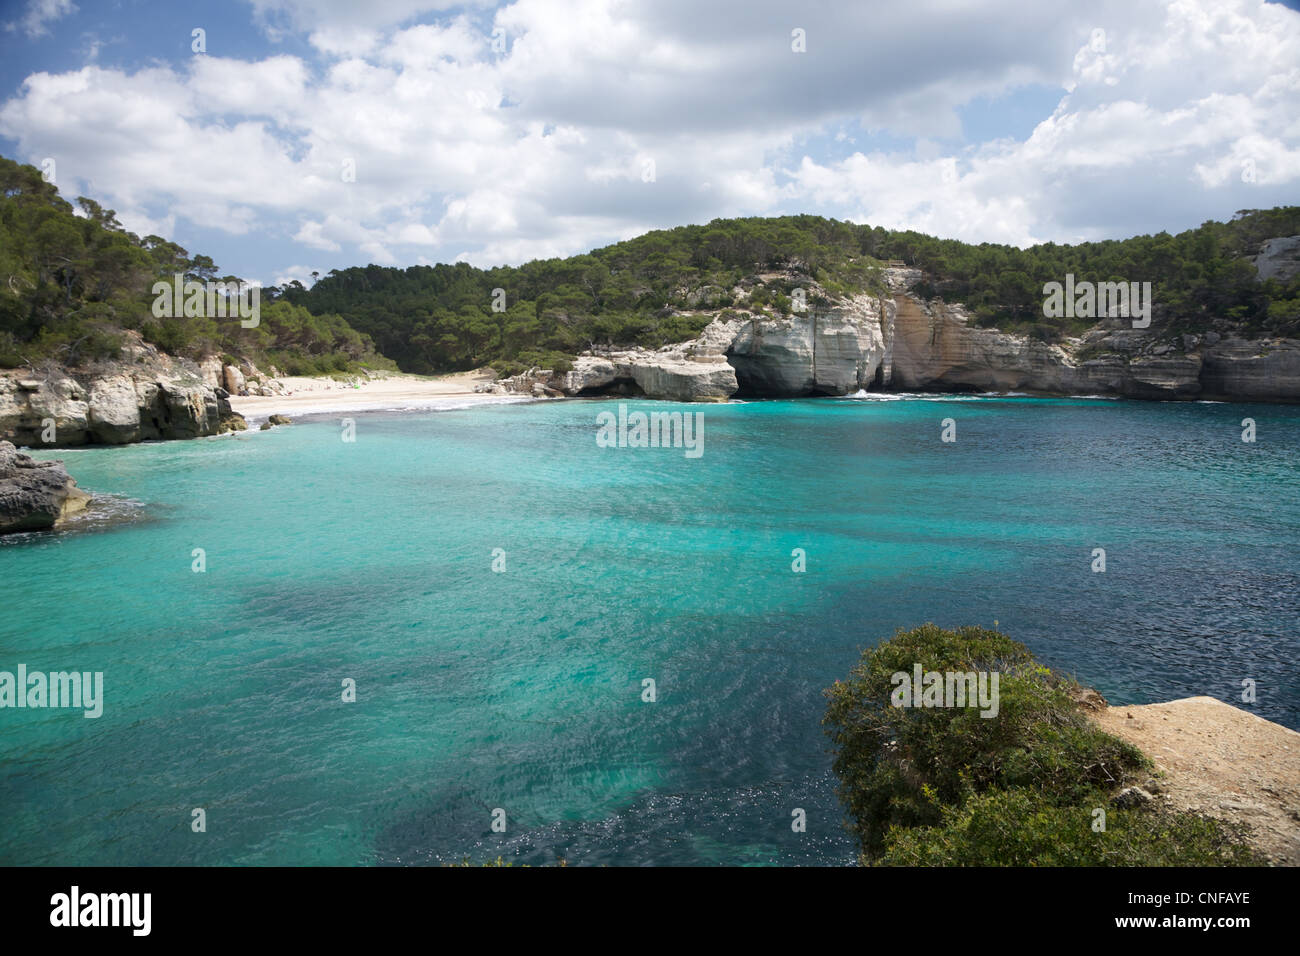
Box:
482;266;1300;404
1092;696;1300;866
6;263;1300;455
0;332;249;449
0;440;91;534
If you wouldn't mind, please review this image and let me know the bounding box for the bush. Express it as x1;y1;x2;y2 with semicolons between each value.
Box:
880;788;1260;866
141;318;192;353
489;360;524;379
506;349;575;377
1028;323;1061;343
0;332;21;368
823;624;1257;866
31;324;126;364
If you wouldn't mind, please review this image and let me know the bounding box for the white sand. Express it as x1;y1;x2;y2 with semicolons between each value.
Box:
228;370;528;422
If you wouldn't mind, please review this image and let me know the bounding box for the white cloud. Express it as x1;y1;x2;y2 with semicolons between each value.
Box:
6;0;76;39
273;265;327;287
0;0;1296;280
244;0;492;54
293;219;343;251
786;0;1300;244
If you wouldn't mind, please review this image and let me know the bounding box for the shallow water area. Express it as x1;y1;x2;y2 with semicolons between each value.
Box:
2;395;1296;865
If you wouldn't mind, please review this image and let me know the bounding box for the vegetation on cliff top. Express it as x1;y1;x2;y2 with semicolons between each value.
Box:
895;206;1300;341
0;155;394;375
823;624;1260;866
4;152;1297;379
278;215;888;376
285;207;1300;375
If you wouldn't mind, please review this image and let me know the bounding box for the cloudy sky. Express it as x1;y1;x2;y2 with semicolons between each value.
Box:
1;0;1297;287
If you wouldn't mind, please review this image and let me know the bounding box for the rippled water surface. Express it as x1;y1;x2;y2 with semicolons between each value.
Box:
2;396;1297;865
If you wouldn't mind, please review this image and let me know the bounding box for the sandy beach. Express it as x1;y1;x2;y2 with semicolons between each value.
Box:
227;369;528;422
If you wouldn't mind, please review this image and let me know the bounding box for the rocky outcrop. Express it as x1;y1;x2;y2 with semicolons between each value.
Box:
222;364;246;394
0;440;91;534
885;294;1074;393
726;295;887;396
0;334;249;448
1093;697;1300;865
565;349;737;402
477;264;1300;404
1252;236;1300;283
197;354;285;398
506;296;889;402
485;336;736;403
1200;339;1300;401
883;296;1215;399
199;355;223;389
860;264;1300;401
482;291;1300;404
881;288;1300;401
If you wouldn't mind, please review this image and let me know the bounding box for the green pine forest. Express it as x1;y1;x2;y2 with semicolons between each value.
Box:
3;155;1297;378
0;156;394;376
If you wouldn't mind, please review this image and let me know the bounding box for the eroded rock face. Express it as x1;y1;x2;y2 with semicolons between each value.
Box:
0;375;91;444
561;335;739;402
626;353;737;401
879;285;1296;401
0;440;91;535
0;339;248;447
199;356;223;389
562;351;738;402
538;291;1300;404
561;357;619;394
1200;339;1300;400
1121;354;1205;399
1252;236;1300;283
556;301;891;401
886;296;1074;393
223;364;246;394
727;295;887;396
87;374;144;444
0;373;239;446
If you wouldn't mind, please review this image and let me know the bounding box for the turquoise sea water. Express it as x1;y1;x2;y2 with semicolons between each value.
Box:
2;395;1297;866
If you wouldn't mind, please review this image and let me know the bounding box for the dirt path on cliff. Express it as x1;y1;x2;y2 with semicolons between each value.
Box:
1091;696;1300;865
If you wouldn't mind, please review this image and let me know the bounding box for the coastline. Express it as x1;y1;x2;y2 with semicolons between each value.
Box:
1092;696;1300;865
